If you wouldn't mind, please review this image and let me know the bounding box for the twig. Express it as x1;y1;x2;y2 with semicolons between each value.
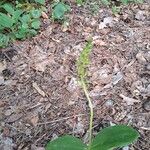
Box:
37;114;86;125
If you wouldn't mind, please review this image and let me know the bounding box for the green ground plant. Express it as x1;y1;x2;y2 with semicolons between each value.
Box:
0;0;45;48
51;1;70;21
45;41;140;150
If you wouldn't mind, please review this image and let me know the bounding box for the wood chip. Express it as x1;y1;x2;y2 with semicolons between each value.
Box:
32;82;46;97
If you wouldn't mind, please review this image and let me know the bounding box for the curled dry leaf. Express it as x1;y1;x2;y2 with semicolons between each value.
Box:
120;94;141;105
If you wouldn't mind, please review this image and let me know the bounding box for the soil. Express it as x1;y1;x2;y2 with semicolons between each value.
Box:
0;1;150;150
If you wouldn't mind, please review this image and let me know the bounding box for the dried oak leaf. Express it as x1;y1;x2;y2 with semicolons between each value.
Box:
30;46;54;72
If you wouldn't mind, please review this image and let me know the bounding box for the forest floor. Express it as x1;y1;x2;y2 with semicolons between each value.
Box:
0;1;150;150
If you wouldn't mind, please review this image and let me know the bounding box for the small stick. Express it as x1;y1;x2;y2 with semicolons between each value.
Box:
37;114;86;125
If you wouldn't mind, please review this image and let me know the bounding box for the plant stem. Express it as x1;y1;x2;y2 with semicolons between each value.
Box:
81;77;93;150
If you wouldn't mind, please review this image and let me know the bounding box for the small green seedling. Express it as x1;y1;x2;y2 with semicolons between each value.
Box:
45;41;139;150
52;2;70;21
76;0;85;6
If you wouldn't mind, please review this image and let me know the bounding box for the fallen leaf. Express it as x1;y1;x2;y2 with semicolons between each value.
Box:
103;17;113;26
0;101;6;107
99;17;113;29
41;11;48;19
99;22;106;29
6;113;22;123
30;115;39;126
112;72;123;85
30;46;54;72
92;36;106;46
120;94;141;105
136;52;147;64
32;82;46;97
135;11;145;21
67;77;78;92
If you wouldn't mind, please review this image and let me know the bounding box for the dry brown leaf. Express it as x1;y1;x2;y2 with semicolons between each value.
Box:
30;45;54;72
30;115;39;126
120;94;141;105
92;39;106;46
41;11;49;19
6;113;22;123
0;101;6;107
92;36;106;46
32;82;46;97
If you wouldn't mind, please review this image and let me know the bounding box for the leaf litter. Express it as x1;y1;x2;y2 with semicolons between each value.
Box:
0;1;150;150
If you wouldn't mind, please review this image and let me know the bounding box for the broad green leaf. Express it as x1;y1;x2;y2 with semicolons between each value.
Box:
0;25;5;30
12;9;23;22
121;0;129;5
22;23;29;29
101;0;110;5
52;2;70;20
111;6;120;15
0;13;14;28
31;9;41;19
1;3;15;15
0;34;9;47
91;125;139;150
45;135;87;150
76;0;84;5
29;29;37;36
15;27;28;39
20;14;31;23
31;19;41;29
34;0;45;5
133;0;143;3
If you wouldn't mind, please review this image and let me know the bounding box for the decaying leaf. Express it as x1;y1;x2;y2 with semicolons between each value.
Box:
99;17;113;29
30;115;39;126
30;45;54;72
120;94;141;105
